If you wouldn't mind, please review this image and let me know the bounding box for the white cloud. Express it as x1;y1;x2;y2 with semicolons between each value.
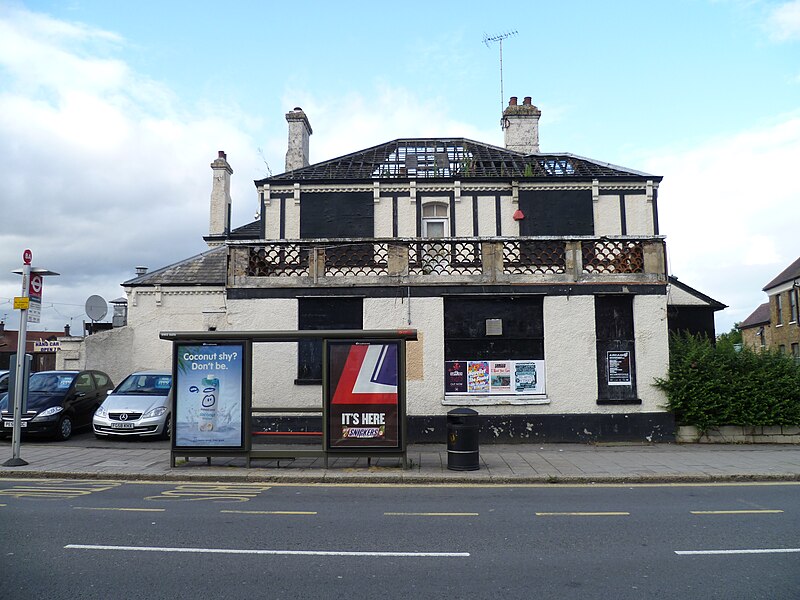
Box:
765;0;800;41
0;6;262;332
642;113;800;331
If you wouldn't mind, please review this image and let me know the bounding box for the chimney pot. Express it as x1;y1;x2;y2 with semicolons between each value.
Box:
523;96;532;105
218;150;226;159
509;96;518;106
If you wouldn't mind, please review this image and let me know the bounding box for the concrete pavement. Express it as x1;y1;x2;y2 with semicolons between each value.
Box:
1;438;800;484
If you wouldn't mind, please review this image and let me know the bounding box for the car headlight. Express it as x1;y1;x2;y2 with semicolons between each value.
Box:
33;406;64;420
143;406;167;419
95;404;108;417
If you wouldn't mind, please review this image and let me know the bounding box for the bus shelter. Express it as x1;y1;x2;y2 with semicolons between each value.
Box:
159;329;417;469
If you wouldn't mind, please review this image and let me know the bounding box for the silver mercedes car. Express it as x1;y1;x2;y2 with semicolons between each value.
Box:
93;371;172;439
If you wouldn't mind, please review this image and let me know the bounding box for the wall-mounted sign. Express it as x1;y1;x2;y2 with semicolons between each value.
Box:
33;340;60;352
607;351;632;386
446;360;545;395
174;342;246;449
325;340;402;451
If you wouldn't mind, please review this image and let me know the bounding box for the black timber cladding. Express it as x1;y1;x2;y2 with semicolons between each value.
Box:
518;189;594;236
299;191;373;238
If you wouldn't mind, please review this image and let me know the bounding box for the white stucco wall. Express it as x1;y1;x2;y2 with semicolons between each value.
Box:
476;195;497;236
374;196;393;237
263;197;281;239
397;197;416;237
633;294;670;411
624;194;653;235
500;195;517;236
363;296;444;415
225;297;320;408
542;295;598;412
67;287;669;419
594;194;622;235
454;196;473;237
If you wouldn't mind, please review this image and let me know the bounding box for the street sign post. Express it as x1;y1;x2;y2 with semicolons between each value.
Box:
3;250;59;468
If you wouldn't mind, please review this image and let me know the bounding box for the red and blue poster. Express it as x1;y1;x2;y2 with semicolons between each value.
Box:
326;341;401;450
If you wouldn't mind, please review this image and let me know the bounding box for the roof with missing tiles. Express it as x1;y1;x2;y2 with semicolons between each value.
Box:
256;138;659;184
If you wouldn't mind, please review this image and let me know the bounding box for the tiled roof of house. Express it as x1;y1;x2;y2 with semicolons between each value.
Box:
256;138;660;183
122;246;227;287
763;256;800;291
739;302;771;329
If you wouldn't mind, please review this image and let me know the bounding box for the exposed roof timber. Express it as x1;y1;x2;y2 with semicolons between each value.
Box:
256;138;659;184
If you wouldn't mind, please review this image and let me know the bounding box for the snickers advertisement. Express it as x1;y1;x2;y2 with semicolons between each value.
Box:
326;341;401;450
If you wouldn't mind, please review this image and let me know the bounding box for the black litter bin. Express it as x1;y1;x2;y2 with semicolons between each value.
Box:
446;408;480;471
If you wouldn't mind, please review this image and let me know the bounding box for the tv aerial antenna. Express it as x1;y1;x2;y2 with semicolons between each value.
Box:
483;30;518;129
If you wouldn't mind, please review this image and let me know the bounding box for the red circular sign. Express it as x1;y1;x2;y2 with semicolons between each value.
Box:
23;249;32;265
30;274;43;295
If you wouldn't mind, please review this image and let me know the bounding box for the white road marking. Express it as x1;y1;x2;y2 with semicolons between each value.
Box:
65;544;469;558
676;548;800;556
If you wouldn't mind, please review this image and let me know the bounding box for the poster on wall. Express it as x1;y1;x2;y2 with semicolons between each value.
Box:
490;362;512;393
445;361;467;393
326;341;401;451
513;361;544;394
467;361;490;393
174;342;245;449
446;360;546;395
607;351;632;386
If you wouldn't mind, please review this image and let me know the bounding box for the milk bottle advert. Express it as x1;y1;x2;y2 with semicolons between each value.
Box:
175;343;244;448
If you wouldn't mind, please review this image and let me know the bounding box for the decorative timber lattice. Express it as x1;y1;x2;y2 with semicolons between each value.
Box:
408;240;483;275
244;237;654;279
582;240;645;273
502;240;566;274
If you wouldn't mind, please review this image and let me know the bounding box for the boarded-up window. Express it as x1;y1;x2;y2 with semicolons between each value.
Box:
518;189;594;236
595;295;639;404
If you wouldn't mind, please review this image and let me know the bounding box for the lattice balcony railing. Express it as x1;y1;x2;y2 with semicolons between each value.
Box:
582;240;645;274
502;240;566;274
242;237;654;279
408;240;483;275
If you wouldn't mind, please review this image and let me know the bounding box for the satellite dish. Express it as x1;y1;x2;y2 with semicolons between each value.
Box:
85;295;108;321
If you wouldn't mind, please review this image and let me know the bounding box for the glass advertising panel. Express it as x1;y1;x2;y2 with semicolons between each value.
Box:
174;342;246;450
325;340;402;452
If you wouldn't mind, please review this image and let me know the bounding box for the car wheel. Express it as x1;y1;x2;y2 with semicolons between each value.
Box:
159;414;171;440
57;415;73;441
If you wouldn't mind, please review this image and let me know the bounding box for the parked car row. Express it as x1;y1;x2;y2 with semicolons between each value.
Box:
0;369;172;442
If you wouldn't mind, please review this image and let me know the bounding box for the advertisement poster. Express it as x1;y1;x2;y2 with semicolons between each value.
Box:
445;361;467;393
175;343;244;448
327;341;400;450
467;361;490;393
607;351;632;386
514;361;543;394
490;362;512;392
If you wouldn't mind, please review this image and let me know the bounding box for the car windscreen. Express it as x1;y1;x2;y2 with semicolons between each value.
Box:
114;374;172;396
29;373;76;393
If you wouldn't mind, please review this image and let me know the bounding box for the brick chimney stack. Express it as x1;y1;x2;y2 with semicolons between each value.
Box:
503;96;542;154
208;150;233;246
285;107;312;172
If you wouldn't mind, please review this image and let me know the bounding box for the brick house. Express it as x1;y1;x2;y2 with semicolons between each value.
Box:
741;257;800;359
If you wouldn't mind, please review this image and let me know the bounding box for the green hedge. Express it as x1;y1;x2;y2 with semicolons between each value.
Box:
655;334;800;430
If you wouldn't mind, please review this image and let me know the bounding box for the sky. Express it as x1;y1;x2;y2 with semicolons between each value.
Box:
0;0;799;336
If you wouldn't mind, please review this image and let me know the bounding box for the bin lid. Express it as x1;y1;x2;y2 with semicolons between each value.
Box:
447;407;478;416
